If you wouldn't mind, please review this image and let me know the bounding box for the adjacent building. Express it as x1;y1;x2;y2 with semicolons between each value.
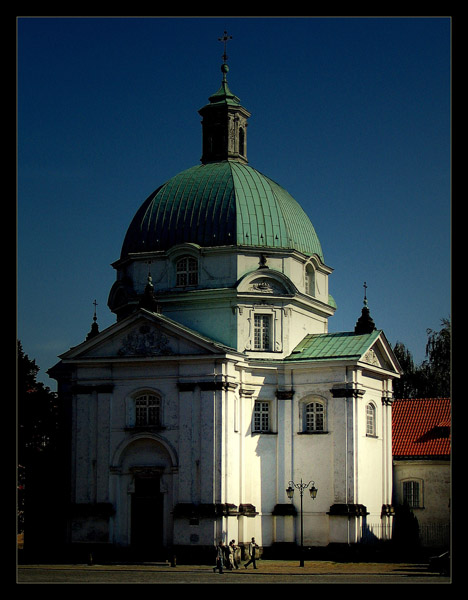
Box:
392;397;451;548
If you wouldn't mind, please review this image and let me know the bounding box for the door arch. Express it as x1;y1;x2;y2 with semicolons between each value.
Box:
111;434;177;555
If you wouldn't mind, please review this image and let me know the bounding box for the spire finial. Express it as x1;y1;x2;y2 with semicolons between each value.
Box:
218;30;232;64
86;299;100;340
354;282;376;334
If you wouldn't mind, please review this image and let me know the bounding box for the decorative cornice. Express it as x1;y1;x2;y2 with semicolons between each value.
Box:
172;503;239;518
276;389;294;400
71;384;114;394
327;503;369;516
330;387;366;398
239;388;255;397
381;503;395;516
177;381;238;392
272;503;297;516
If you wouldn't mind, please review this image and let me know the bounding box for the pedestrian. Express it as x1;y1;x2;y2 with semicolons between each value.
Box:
230;540;239;569
244;537;259;569
224;541;233;570
213;541;225;573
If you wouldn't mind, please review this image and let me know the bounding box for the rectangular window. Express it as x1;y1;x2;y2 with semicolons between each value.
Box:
135;395;160;427
306;402;324;431
253;401;270;432
254;314;271;350
403;480;421;508
176;257;198;287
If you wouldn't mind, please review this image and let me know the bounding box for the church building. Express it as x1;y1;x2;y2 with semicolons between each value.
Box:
50;37;401;560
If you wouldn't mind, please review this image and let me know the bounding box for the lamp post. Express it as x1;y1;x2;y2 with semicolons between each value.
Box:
286;479;318;567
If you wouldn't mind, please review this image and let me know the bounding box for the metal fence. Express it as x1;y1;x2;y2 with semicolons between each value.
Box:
360;522;450;548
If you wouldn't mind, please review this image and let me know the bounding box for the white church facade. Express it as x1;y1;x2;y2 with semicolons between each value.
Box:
50;44;401;560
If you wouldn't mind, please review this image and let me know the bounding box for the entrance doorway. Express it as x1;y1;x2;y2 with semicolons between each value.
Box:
131;475;163;558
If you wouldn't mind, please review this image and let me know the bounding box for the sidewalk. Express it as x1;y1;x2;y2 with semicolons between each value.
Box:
19;559;448;584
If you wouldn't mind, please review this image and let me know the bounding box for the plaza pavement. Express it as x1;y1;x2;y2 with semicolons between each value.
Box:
17;560;450;584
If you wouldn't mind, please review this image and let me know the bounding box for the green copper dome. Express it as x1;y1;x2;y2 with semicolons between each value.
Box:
121;160;324;261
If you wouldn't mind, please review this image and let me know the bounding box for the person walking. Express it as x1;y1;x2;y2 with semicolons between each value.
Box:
213;541;225;573
244;537;259;569
230;540;239;569
224;541;233;570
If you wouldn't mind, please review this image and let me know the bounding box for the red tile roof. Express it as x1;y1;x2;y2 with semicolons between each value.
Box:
392;398;451;458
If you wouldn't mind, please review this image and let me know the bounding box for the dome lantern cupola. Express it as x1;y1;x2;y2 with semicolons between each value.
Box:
198;31;251;164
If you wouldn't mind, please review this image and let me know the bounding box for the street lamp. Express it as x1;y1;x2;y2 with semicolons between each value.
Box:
286;479;318;567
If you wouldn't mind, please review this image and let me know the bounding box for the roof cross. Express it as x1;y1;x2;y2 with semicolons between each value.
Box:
218;30;232;63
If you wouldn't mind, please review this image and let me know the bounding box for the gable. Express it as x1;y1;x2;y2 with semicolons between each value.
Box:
360;338;396;372
59;309;237;361
286;330;401;375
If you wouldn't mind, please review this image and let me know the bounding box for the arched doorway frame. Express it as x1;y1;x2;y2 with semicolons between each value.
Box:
110;432;179;550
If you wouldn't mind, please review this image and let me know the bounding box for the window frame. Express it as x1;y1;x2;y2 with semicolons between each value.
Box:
134;393;162;428
253;400;270;433
402;479;423;509
176;256;198;287
305;264;315;296
253;314;271;351
366;402;377;437
305;401;325;432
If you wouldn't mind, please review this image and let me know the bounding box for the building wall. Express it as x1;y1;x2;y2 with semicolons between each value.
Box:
393;460;450;526
68;353;395;552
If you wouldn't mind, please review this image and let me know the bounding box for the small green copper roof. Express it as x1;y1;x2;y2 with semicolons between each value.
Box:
121;161;324;260
286;330;382;361
203;64;242;108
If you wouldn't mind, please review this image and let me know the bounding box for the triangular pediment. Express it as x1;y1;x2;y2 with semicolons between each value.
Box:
59;309;237;361
359;333;402;375
286;330;401;376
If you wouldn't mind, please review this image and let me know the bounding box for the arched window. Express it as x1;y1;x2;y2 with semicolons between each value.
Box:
176;256;198;287
135;394;161;427
305;265;315;296
366;402;376;436
305;400;326;432
239;127;245;156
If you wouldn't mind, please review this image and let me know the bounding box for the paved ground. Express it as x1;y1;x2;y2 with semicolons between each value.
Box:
17;560;450;584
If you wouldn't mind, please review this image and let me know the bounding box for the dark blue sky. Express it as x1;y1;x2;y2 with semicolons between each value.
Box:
17;17;451;388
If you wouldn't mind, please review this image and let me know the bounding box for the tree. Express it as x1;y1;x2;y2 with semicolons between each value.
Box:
393;318;451;399
424;317;451;397
17;341;59;462
17;341;65;552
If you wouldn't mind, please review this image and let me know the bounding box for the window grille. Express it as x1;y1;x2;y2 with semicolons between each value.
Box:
366;403;376;436
254;401;270;432
176;257;198;286
403;480;421;508
135;394;161;427
305;265;315;296
306;402;325;431
254;314;271;350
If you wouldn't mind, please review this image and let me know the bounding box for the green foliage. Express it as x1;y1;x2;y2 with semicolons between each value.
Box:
393;318;451;399
17;341;60;462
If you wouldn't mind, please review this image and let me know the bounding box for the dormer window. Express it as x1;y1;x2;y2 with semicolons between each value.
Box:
176;256;198;287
